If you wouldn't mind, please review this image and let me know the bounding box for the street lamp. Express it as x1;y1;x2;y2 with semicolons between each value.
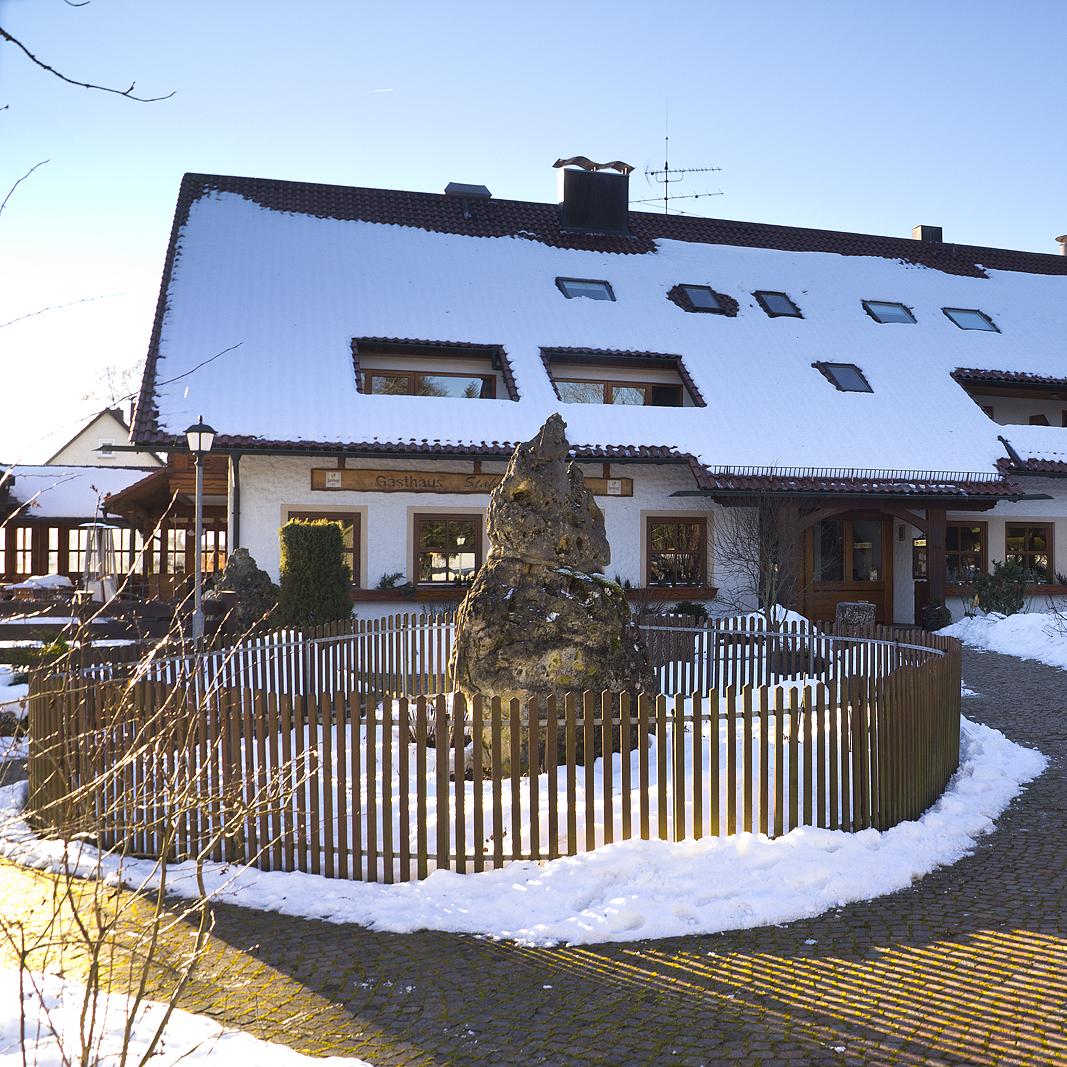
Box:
184;416;216;641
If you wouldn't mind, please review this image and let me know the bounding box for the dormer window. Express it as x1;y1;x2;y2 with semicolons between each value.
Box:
754;291;802;318
556;277;615;301
813;362;873;393
365;371;495;398
863;300;915;324
543;348;703;408
353;339;518;401
943;308;998;332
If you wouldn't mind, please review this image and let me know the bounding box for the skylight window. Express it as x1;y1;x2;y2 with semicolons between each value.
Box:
556;277;615;301
863;300;916;324
943;307;998;332
813;362;873;393
679;285;723;312
754;291;802;318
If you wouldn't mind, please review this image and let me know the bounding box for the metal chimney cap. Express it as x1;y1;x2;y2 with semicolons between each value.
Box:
444;182;491;199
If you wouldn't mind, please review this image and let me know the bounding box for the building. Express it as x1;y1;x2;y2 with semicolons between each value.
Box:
124;163;1067;622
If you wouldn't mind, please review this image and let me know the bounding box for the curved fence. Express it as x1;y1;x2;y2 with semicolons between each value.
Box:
27;618;961;884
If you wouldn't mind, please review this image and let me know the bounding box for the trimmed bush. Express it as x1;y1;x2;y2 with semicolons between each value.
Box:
974;558;1027;616
276;519;352;628
920;603;952;632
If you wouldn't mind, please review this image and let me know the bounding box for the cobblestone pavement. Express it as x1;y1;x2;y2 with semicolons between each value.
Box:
1;648;1065;1066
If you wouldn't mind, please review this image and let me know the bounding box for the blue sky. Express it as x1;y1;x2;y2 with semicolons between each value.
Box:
3;0;1067;460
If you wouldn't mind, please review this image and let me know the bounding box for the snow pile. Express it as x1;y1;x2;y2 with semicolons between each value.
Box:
0;967;374;1065
941;611;1067;671
0;717;1044;947
4;574;73;592
0;666;29;723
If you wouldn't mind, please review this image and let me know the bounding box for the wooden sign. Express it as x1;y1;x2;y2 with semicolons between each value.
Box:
311;468;633;497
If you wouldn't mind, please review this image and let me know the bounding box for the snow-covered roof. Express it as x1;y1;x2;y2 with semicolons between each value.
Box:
2;465;157;520
134;172;1067;490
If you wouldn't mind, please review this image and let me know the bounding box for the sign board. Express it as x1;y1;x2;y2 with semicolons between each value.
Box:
311;468;633;497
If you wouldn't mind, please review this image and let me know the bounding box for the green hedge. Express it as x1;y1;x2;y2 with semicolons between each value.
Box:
276;519;352;628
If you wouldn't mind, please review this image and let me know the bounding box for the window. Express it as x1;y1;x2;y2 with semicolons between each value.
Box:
112;528;145;576
943;308;998;332
1029;414;1050;426
544;349;700;407
354;339;516;401
862;300;915;324
814;519;884;583
556;379;684;407
67;528;88;577
15;528;33;575
946;523;986;585
414;514;482;586
364;370;496;399
647;518;707;586
556;277;615;301
47;528;61;574
97;439;115;458
288;512;359;586
754;290;802;318
200;528;227;574
813;362;873;393
678;285;724;313
164;528;187;576
981;405;995;419
1006;524;1053;584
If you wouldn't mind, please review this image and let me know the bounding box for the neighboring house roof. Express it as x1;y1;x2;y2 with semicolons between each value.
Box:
2;465;158;521
997;424;1067;475
45;409;163;468
133;171;1067;495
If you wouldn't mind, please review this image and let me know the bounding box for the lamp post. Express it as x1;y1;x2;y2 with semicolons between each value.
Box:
184;416;216;642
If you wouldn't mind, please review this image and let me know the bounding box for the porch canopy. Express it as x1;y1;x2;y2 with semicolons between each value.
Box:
675;464;1027;623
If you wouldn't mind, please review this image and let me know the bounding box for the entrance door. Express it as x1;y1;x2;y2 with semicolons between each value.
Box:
801;513;893;623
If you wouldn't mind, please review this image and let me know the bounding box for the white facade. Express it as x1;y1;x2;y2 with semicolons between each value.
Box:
237;453;734;619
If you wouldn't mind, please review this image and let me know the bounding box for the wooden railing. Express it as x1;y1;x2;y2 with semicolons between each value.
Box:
26;624;962;884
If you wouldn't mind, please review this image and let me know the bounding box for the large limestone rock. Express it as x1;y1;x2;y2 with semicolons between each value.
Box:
449;415;655;768
211;548;279;635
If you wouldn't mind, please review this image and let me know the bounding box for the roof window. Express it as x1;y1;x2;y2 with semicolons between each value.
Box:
680;285;723;312
352;339;519;401
943;307;998;332
754;291;802;318
863;300;915;324
556;277;615;301
813;362;873;393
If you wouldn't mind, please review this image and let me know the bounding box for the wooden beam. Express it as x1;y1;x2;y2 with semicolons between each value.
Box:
926;505;947;607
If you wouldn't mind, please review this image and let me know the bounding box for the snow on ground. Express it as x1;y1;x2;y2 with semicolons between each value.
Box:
0;967;374;1066
0;717;1045;947
941;611;1067;671
0;737;28;763
0;666;29;725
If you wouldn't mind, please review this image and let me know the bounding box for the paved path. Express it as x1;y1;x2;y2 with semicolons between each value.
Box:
1;648;1065;1065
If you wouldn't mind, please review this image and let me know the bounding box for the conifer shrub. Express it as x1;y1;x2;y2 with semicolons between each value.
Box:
276;519;352;628
973;558;1028;616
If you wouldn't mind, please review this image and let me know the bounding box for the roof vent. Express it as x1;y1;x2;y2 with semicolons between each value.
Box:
1056;234;1067;256
911;224;943;243
554;157;633;236
444;182;491;199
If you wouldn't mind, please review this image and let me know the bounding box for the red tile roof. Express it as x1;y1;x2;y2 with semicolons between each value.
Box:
952;368;1067;389
695;466;1018;499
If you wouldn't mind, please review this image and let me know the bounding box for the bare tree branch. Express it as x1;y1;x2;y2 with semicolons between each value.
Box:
0;158;48;219
0;290;124;329
0;26;174;102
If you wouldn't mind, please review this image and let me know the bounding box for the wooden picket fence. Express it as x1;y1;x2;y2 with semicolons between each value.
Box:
26;625;962;883
57;610;926;702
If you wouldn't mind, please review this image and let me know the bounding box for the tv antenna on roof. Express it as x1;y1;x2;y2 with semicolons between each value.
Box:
632;102;724;215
